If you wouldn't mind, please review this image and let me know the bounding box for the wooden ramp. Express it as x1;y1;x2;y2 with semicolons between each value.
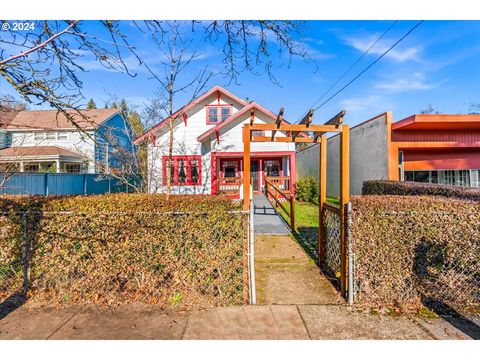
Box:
253;194;290;235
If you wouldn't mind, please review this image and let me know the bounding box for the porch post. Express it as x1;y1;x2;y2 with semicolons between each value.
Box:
339;125;350;296
289;153;296;195
243;125;251;210
318;135;327;265
19;161;24;172
56;160;61;173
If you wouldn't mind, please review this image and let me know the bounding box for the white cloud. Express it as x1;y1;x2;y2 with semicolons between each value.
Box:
339;95;382;112
375;72;441;92
343;34;422;62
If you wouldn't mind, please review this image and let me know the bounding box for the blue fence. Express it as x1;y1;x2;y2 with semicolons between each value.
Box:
0;173;137;195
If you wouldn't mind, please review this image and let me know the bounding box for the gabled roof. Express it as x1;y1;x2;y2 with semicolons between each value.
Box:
134;85;248;144
0;146;86;159
0;109;120;131
197;101;307;142
392;114;480;131
197;102;275;142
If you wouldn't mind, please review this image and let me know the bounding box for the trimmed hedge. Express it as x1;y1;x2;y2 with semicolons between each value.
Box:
0;194;246;308
362;180;480;201
350;195;480;310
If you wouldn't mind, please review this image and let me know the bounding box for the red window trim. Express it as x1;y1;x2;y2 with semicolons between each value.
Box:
206;105;232;125
162;155;202;186
219;159;241;178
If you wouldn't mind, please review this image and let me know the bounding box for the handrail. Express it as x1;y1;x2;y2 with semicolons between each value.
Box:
324;202;341;214
264;178;295;231
264;178;290;200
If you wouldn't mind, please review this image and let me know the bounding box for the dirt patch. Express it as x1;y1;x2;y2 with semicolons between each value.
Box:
255;235;343;305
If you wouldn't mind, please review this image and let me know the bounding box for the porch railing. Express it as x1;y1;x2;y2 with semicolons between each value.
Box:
265;176;290;192
264;177;295;231
217;177;243;195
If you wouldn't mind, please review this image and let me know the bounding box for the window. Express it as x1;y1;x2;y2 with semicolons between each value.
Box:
162;156;202;186
206;105;232;124
444;170;455;185
222;160;239;178
458;170;470;186
57;132;68;140
251;130;265;137
34;132;44;141
65;163;81;173
24;163;40;172
45;132;56;140
264;159;281;177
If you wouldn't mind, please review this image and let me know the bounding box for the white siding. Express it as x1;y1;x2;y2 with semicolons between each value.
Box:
148;93;295;194
10;130;96;172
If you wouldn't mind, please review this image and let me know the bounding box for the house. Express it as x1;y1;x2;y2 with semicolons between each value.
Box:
135;85;296;197
296;112;480;196
0;109;135;174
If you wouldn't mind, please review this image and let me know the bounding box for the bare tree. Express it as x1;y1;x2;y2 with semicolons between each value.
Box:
1;20;311;193
419;103;441;114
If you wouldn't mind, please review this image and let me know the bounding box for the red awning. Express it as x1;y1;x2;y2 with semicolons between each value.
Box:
403;149;480;170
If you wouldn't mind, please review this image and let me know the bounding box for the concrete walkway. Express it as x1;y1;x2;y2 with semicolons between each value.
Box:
253;194;290;235
1;302;477;339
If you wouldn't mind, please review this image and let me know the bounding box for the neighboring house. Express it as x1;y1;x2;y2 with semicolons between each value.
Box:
296;112;480;196
135;85;296;197
0;109;135;174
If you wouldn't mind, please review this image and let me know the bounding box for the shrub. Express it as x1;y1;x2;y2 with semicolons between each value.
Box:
362;180;480;201
0;194;247;308
295;177;318;202
350;195;480;310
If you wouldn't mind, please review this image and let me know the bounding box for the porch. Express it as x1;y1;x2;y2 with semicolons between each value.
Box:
0;146;88;173
212;152;295;197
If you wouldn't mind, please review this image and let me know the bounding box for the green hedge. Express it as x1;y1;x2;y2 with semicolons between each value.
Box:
362;180;480;201
0;194;246;308
295;177;318;202
350;195;480;310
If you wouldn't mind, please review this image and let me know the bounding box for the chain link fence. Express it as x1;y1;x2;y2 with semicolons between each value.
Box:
350;207;480;314
1;209;250;308
323;205;342;278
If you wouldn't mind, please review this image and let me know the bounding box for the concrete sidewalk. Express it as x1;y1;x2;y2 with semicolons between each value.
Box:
0;303;476;340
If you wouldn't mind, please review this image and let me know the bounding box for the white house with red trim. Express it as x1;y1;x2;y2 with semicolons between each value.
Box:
135;85;296;197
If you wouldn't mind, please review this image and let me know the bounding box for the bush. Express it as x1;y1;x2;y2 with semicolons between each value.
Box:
0;194;247;308
362;180;480;201
350;195;480;310
295;177;318;202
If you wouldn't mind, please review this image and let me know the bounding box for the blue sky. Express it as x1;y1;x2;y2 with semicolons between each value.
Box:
1;20;480;128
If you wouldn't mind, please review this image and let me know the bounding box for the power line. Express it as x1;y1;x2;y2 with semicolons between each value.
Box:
312;20;424;112
295;20;398;123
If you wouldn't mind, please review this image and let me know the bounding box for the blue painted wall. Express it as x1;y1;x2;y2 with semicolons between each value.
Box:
0;173;134;195
94;113;136;172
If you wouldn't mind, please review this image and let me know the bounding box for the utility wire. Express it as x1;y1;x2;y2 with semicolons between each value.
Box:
295;20;398;123
312;20;424;112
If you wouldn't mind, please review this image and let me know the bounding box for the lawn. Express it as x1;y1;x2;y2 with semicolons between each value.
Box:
277;197;338;259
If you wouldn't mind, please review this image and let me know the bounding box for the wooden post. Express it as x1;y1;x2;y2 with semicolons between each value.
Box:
339;125;350;296
318;135;327;265
290;192;295;231
243;125;251;210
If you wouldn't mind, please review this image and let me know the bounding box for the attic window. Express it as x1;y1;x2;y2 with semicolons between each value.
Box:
206;105;232;124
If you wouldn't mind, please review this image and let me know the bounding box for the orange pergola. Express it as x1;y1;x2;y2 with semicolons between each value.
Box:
242;109;351;294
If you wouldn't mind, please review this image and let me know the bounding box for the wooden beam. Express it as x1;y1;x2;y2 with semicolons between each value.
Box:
271;107;284;140
324;110;345;126
251;136;321;143
250;124;341;132
243;125;251;211
249;108;255;126
299;109;314;126
318;134;327;266
339;125;350;297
